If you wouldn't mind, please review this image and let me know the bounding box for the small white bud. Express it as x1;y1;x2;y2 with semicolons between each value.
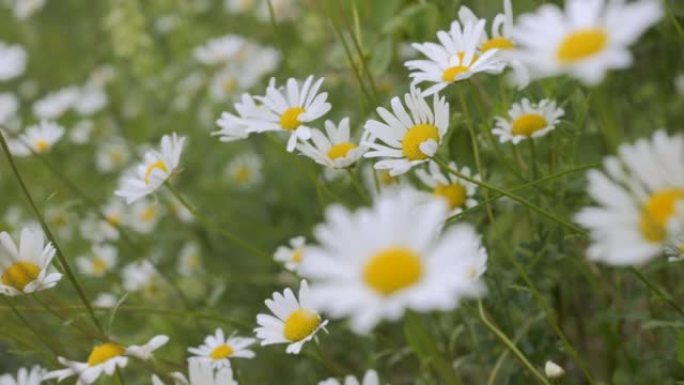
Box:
544;360;565;379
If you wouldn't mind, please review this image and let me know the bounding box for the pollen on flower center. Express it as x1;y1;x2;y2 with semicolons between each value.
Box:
556;28;608;63
143;160;169;185
141;206;157;222
234;166;252;183
363;247;423;296
280;107;305;131
434;183;467;209
1;261;41;291
511;113;548;136
442;65;469;82
210;344;234;360
283;309;321;341
402;124;439;161
327;142;357;160
291;248;303;264
481;37;515;52
639;188;684;242
35;139;50;153
87;342;125;366
92;258;108;274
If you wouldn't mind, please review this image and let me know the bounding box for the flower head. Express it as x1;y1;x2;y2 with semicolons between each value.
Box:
274;236;307;273
76;244;117;278
492;98;564;144
0;42;27;81
0;366;46;385
416;161;479;215
297;118;368;169
9;120;65;157
188;329;256;369
318;370;383;385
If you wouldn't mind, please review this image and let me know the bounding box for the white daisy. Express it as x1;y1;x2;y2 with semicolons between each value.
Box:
510;0;663;86
11;0;46;20
32;87;80;120
122;260;162;296
213;93;262;143
95;137;131;173
318;370;382;385
405;20;504;96
0;226;62;296
0;42;27;81
74;86;108;116
44;335;169;385
255;280;328;354
115;133;186;204
225;152;263;188
76;244;118;277
297;118;368;169
0;92;19;125
152;358;237;385
492;98;564;144
45;205;75;241
248;76;332;152
126;199;163;234
92;293;118;309
177;242;202;277
458;0;515;53
188;328;256;369
362;85;449;176
274;236;307;272
575;130;684;265
9;120;65;157
194;35;248;66
70;120;94;145
416;160;479;215
0;366;46;385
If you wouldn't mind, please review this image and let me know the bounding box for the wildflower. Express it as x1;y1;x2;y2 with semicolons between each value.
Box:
226;152;263;188
152;358;237;385
0;366;46;385
96;137;131;173
274;236;307;273
194;35;248;66
0;226;62;296
297;118;368;169
319;370;382;385
93;293;119;308
177;242;202;277
11;0;46;20
575;130;684;265
0;92;19;125
0;42;27;81
127;199;163;234
544;360;565;379
76;244;118;277
74;86;108;116
416;161;479;215
8;120;65;156
115;133;186;204
188;328;256;369
363;85;449;176
492;98;564;144
122;260;162;296
32;87;80;120
213;93;261;143
458;0;515;54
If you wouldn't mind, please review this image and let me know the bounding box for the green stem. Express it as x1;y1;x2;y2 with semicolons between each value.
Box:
346;169;370;204
528;139;539;180
631;267;684;316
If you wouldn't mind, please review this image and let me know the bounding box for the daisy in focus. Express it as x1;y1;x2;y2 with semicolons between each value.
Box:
416;161;479;215
255;280;328;354
575;130;684;265
0;42;27;81
363;85;449;176
492;98;564;144
44;335;169;385
76;244;118;278
213;93;261;143
318;370;382;385
225;152;263;188
8;120;65;156
300;188;488;334
510;0;662;86
0;366;46;385
115;133;186;204
188;328;256;369
274;236;307;272
152;358;238;385
0;226;62;296
297;118;368;169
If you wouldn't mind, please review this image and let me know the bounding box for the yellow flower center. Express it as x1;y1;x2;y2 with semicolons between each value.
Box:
52;213;68;227
210;344;234;360
402;124;439;161
379;170;395;186
283;309;321;341
87;342;125;366
327;142;357;161
639;188;684;242
434;183;467;209
363;247;423;296
143;160;169;185
234;166;252;183
511;113;548;136
556;28;608;63
442;65;469;82
223;77;237;93
141;206;157;222
106;213;121;226
92;258;108;275
292;248;303;264
1;261;41;291
35;139;50;153
481;37;515;52
280;107;305;131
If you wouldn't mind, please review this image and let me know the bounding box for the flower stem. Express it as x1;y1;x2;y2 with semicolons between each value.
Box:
631;267;684;316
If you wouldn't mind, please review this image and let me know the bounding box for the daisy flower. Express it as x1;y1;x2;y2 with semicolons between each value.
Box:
416;161;479;215
297;118;368;169
0;42;27;81
127;199;163;234
95;137;131;173
9;120;65;157
319;370;382;385
92;293;118;309
0;226;62;296
213;93;261;143
122;260;162;297
458;0;515;54
74;86;108;116
188;328;256;369
115;133;186;204
300;188;488;334
0;92;19;125
194;35;248;66
0;366;46;385
255;280;328;354
32;87;80;120
248;76;332;152
152;358;237;385
492;98;564;144
225;152;263;188
363;85;449;176
44;335;169;385
274;236;307;272
575;130;684;265
509;0;663;86
405;20;503;96
76;244;118;278
177;242;202;277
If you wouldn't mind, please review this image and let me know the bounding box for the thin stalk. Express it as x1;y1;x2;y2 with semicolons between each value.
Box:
2;297;62;357
346;169;370;204
528;139;539;180
631;267;684;316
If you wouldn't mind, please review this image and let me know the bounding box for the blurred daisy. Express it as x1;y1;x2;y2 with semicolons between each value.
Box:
76;244;118;277
297;118;368;169
319;370;381;385
74;86;108;116
0;226;62;296
510;0;662;85
122;260;162;296
45;205;75;241
0;366;46;385
80;200;125;243
255;280;328;354
177;242;202;277
226;152;263;188
152;358;237;385
167;194;194;223
0;92;19;125
0;42;27;81
301;188;488;334
127;199;162;234
363;85;449;176
70;120;94;145
213;93;261;143
209;66;253;102
575;130;684;265
492;98;564;144
405;20;503;96
416;161;479;215
188;328;256;369
274;236;306;272
9;120;64;156
32;87;80;120
115;133;186;204
458;0;515;53
96;137;131;173
194;35;247;66
11;0;46;20
249;76;332;151
93;292;119;308
44;336;169;385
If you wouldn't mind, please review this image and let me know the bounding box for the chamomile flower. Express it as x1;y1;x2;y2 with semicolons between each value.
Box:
188;328;256;369
44;335;169;385
0;93;19;125
122;260;162;296
575;130;684;265
11;0;46;20
152;358;237;385
416;161;479;215
213;93;261;143
405;20;503;96
510;0;663;86
76;244;118;277
363;85;449;176
0;42;27;81
0;366;46;385
194;35;248;66
492;98;564;144
96;137;131;173
0;226;62;296
45;205;75;241
32;87;80;120
274;236;307;272
93;293;118;309
248;76;332;152
300;188;488;334
297;118;368;169
80;200;124;243
127;199;163;234
177;242;202;277
9;120;65;157
74;86;108;116
318;370;381;385
458;0;515;54
226;152;263;188
115;133;186;204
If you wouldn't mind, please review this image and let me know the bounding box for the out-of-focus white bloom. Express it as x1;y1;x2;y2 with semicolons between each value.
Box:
93;292;119;308
225;152;263;188
76;244;118;277
297;118;368;169
318;370;382;385
0;42;27;81
274;236;306;272
32;87;80;120
74;86;108;116
122;260;162;296
177;242;202;277
213;93;262;143
492;98;564;144
45;205;75;241
0;92;19;125
87;65;117;88
194;35;248;66
675;74;684;97
544;360;565;379
152;358;237;385
154;14;180;35
416;161;479;216
96;137;131;173
126;199;162;234
167;194;194;223
188;328;256;369
0;366;46;385
11;0;46;20
458;0;515;54
70;120;94;144
9;120;65;157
